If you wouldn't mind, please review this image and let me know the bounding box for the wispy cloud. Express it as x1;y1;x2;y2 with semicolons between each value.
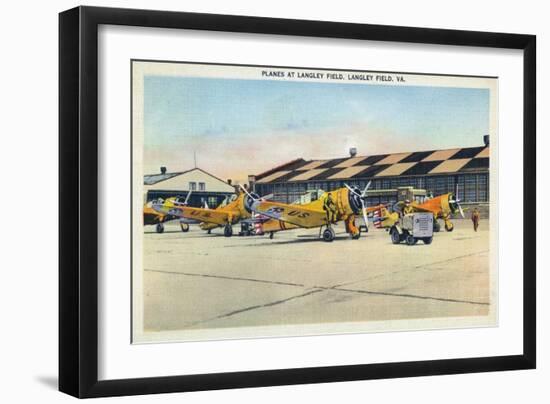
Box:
143;75;490;183
144;119;445;183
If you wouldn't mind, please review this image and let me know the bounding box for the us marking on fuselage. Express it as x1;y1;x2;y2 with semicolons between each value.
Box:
265;206;310;219
287;210;310;218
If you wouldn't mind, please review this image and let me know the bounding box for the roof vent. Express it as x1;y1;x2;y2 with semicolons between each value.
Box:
160;166;167;174
349;147;357;157
483;135;490;146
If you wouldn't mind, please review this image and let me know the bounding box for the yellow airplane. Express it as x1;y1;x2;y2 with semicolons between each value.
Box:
374;192;465;232
152;188;261;237
143;192;193;233
247;182;382;242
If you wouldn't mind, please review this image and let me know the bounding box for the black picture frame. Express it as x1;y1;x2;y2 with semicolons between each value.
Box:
59;6;536;398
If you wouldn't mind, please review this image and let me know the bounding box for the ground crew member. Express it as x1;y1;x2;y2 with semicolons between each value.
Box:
471;207;480;232
323;193;337;223
402;199;414;215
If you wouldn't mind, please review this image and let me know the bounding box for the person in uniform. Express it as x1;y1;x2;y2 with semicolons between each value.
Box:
323;193;337;223
471;207;480;232
402;199;414;216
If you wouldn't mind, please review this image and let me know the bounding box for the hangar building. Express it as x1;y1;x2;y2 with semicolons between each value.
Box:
251;139;490;212
144;167;235;207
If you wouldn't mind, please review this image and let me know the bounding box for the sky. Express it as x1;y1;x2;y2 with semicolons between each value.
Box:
143;75;490;183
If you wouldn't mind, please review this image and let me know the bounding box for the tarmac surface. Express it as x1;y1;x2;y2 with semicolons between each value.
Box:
142;219;491;335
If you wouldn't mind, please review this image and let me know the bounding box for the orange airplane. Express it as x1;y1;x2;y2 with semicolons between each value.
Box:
152;188;261;237
375;192;465;232
143;192;193;233
247;182;384;242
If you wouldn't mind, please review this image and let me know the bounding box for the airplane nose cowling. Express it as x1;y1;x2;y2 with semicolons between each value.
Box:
348;187;363;215
244;192;260;213
448;193;459;213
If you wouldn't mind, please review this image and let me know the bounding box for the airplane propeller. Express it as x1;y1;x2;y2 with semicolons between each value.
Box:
449;195;465;219
238;184;264;213
170;190;192;207
450;183;465;218
183;189;192;205
344;181;372;231
459;203;465;219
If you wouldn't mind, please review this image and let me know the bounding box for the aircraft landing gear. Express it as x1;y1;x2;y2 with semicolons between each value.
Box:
444;221;454;232
180;222;189;232
155;223;164;234
269;232;274;239
207;229;211;234
223;224;233;237
322;227;336;242
345;215;361;240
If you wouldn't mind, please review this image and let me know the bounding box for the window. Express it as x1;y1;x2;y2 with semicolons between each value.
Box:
399;177;412;187
425;177;435;196
367;196;380;205
477;174;488;202
189;182;196;191
199;182;206;191
456;175;465;199
447;176;455;194
257;184;273;197
464;174;477;202
207;196;218;207
431;176;447;196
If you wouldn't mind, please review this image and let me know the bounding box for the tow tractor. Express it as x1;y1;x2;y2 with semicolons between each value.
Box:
389;212;433;245
238;221;255;236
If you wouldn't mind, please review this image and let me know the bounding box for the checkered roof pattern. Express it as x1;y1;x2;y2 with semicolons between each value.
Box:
256;146;489;184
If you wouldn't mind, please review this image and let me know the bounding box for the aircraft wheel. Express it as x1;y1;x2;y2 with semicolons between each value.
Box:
207;229;211;234
351;227;361;240
224;224;233;237
156;223;164;234
423;237;433;245
180;223;189;232
269;232;274;239
406;235;417;246
445;222;454;232
390;227;401;244
322;227;336;242
433;220;441;232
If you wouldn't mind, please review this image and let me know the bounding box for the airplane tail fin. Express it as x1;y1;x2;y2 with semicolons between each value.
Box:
371;205;384;228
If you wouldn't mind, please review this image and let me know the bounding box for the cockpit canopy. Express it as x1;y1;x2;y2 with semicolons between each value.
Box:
292;189;325;205
219;193;238;207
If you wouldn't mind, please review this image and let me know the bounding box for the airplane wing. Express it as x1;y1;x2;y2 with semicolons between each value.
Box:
411;205;435;214
394;201;434;214
365;204;386;213
154;205;230;226
251;201;328;228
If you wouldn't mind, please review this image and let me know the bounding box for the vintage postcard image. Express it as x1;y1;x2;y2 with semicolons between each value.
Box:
132;61;497;343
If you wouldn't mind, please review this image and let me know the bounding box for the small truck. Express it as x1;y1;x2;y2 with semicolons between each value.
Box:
389;212;434;245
